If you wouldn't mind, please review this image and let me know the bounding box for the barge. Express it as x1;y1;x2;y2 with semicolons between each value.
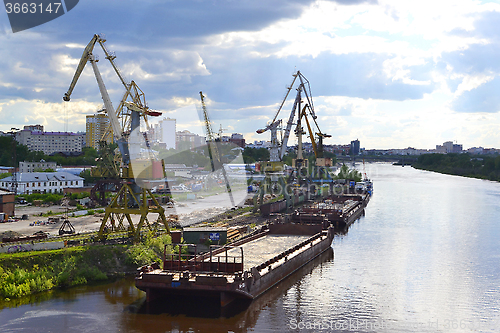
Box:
135;222;334;308
289;193;370;231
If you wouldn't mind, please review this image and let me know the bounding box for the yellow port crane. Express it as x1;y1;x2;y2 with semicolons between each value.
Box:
63;34;170;240
299;104;332;165
256;71;331;201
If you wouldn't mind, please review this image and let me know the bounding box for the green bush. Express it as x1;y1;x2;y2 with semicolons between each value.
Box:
69;192;90;200
0;265;54;299
53;256;107;287
124;245;159;266
0;236;174;301
0;247;123;301
125;232;173;266
23;193;63;204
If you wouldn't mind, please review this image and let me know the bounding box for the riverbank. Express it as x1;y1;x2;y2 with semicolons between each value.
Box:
0;205;265;303
411;153;500;182
0;233;173;302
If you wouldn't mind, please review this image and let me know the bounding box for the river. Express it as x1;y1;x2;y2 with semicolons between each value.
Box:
1;163;499;332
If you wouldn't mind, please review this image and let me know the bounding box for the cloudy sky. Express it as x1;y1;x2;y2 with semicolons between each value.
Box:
1;0;500;150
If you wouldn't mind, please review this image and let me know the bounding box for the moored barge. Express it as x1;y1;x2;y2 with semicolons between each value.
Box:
290;193;370;231
135;223;334;308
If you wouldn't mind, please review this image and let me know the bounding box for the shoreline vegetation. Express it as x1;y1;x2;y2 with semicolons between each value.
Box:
411;153;500;182
0;233;173;303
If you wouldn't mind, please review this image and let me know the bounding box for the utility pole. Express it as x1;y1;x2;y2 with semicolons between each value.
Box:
8;128;19;195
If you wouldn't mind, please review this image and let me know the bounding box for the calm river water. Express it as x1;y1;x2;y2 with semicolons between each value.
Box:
1;163;500;332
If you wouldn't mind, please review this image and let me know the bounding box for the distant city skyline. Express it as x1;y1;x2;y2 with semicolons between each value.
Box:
6;123;498;155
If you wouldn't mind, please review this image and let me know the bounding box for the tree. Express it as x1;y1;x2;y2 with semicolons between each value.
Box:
79;169;99;186
243;147;270;163
34;168;55;172
335;164;362;182
0;136;46;166
282;151;297;166
160;149;210;168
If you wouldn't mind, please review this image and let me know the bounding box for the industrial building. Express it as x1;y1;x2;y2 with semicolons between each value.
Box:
19;161;58;173
228;133;245;148
0;188;15;219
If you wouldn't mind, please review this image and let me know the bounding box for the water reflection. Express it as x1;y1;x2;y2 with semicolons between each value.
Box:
0;251;333;333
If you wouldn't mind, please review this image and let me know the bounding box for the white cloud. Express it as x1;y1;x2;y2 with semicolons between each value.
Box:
0;98;99;132
2;0;500;149
454;73;496;97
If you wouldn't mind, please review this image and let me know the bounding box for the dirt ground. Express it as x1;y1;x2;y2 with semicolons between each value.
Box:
0;191;265;237
0;205;104;237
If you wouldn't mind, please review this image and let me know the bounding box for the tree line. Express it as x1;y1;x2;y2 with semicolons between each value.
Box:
413;153;500;182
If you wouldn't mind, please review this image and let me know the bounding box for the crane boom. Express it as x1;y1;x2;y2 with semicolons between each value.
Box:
256;72;299;134
63;34;99;102
257;70;330;162
88;54;130;165
64;34;132;103
257;71;318;161
89;55;122;139
280;86;302;159
300;104;318;157
297;73;316;119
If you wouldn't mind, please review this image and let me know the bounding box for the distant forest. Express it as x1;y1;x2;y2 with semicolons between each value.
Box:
412;153;500;182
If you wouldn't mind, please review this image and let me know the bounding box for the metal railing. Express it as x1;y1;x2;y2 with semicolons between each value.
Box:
163;244;244;274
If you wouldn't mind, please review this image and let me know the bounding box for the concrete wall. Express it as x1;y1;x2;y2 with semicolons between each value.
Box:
0;241;65;254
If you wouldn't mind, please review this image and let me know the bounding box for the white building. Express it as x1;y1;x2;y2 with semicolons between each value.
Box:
15;125;85;155
246;141;272;149
0;172;84;195
176;130;206;150
437;141;463;154
387;147;432;155
159;118;176;149
19;161;58;173
467;147;484;155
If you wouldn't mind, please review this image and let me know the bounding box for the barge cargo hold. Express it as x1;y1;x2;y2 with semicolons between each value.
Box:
135;223;334;308
290;193;370;231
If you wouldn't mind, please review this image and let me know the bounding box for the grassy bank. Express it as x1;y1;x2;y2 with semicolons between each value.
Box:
0;233;173;301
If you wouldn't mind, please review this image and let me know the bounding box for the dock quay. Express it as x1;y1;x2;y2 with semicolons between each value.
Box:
135;222;334;308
